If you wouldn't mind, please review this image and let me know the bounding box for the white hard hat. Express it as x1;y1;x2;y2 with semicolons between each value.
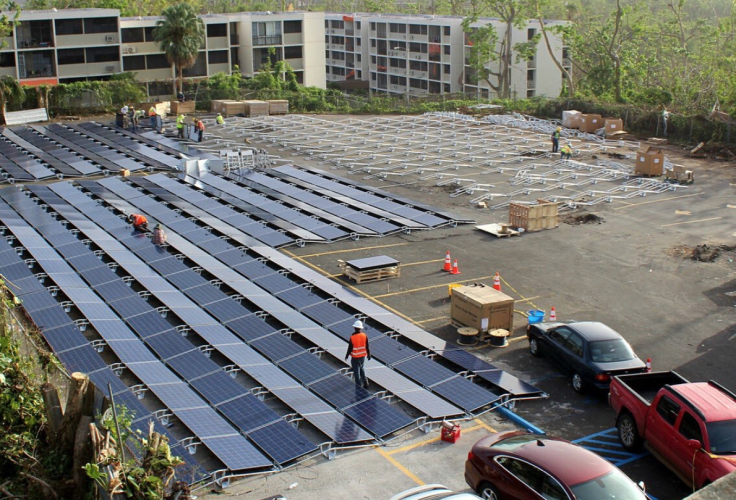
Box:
352;320;364;329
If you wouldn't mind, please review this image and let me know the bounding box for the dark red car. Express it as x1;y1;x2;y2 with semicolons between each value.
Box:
465;431;649;500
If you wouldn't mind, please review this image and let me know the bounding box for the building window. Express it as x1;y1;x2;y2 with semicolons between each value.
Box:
325;20;329;28
356;21;361;29
331;51;345;60
409;24;428;35
376;23;386;38
282;45;302;59
145;27;156;42
528;28;537;40
444;83;450;93
55;19;83;36
0;53;14;67
444;26;450;36
146;54;170;69
371;39;376;48
57;48;85;65
444;45;450;55
123;55;145;71
122;28;144;43
331;20;344;30
252;22;282;46
84;17;117;34
295;71;303;83
331;36;344;45
370;22;376;31
389;23;406;34
283;46;303;61
371;55;376;64
207;24;227;37
357;54;361;62
284;20;302;34
208;50;228;64
444;64;450;74
86;46;119;63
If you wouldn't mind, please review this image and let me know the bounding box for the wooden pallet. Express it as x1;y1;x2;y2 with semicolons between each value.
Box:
340;263;401;284
475;223;521;237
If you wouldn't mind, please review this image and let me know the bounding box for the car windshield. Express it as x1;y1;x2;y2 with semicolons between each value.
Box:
491;434;541;451
589;339;635;363
706;420;736;454
570;469;646;500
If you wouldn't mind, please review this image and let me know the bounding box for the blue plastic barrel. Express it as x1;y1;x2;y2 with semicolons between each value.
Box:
527;310;545;324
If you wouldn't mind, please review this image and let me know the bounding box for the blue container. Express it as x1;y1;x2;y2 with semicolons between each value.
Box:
527;310;545;324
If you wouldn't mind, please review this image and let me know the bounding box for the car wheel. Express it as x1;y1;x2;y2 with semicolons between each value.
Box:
617;412;643;451
529;338;541;357
571;372;585;393
477;482;500;500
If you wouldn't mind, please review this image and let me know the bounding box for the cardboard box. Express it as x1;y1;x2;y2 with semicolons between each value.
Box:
451;284;514;334
635;146;664;176
243;100;269;117
605;118;624;136
267;99;289;115
580;114;603;133
562;110;582;129
170;100;195;114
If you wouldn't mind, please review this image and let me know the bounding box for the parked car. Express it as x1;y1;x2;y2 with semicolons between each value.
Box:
527;321;647;393
390;484;481;500
609;370;736;489
465;431;649;500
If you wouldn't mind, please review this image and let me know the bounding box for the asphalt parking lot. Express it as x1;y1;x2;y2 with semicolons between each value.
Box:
203;117;735;500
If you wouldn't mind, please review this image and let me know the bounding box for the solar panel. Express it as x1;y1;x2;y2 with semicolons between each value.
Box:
215;393;279;433
301;301;353;327
166;350;221;380
343;398;414;437
429;376;500;412
392;355;457;387
247;420;317;464
250;333;304;363
55;345;109;374
188;371;245;405
224;314;277;341
278;352;335;385
309;374;371;410
202;435;272;471
368;336;416;365
152;382;210;411
301;411;374;443
474;369;544;397
106;339;157;364
42;324;90;352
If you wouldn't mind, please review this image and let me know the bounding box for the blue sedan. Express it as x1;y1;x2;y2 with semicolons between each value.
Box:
527;321;647;393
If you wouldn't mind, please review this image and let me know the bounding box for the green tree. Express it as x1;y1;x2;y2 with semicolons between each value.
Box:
153;3;205;96
0;76;25;125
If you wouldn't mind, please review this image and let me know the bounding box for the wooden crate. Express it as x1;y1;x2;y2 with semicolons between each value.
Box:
211;99;224;112
340;262;401;284
266;99;289;115
220;100;246;117
243;100;269;117
170;101;195;114
508;202;559;232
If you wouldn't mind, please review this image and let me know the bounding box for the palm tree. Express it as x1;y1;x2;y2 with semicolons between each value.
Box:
0;75;24;126
153;3;205;96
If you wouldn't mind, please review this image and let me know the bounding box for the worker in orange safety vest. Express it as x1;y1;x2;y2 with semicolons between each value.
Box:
345;320;371;389
127;213;149;232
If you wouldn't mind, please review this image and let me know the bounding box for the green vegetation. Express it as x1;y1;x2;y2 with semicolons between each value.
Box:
153;3;206;95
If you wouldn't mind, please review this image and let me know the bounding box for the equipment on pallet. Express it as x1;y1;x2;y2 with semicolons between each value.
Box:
339;255;401;284
451;284;514;342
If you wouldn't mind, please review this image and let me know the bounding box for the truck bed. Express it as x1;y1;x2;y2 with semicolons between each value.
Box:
614;371;689;405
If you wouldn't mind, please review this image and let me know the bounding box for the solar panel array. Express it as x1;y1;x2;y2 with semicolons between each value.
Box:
0;122;214;182
0;152;542;480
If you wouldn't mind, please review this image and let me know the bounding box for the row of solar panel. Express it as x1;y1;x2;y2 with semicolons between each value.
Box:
75;176;508;413
0;188;280;472
29;180;412;442
0;203;206;480
123;173;541;400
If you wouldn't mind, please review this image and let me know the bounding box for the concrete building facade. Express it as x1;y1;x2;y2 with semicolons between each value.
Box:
0;9;567;100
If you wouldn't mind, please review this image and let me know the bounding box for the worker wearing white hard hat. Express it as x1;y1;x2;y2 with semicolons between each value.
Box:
345;320;371;389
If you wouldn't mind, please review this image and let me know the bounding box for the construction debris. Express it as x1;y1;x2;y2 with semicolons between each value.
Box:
562;213;605;225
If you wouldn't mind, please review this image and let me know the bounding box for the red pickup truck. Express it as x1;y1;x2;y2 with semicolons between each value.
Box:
609;371;736;489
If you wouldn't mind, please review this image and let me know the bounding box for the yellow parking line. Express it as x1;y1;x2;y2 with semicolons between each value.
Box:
613;192;702;210
661;216;722;227
387;424;484;455
375;446;424;485
372;276;494;299
297;242;410;258
402;258;445;267
499;277;540;311
415;316;448;324
474;419;497;433
515;295;541;304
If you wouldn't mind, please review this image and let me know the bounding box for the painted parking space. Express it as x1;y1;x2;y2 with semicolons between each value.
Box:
573;428;649;467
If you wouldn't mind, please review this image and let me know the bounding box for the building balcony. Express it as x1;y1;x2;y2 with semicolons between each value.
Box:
17;38;54;49
252;35;282;46
57;61;120;78
56;33;117;48
207;37;228;50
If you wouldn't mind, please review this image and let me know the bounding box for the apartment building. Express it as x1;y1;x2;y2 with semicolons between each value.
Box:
0;8;326;93
324;13;569;98
463;19;571;99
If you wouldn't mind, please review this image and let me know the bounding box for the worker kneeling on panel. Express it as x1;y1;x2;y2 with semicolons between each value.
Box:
128;213;149;232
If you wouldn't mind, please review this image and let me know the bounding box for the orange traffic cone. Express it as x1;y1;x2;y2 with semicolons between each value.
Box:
646;357;652;372
493;272;501;291
451;259;461;275
549;306;557;322
442;251;452;272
